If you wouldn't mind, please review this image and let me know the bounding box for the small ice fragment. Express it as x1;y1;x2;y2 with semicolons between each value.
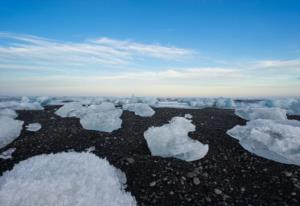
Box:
0;148;16;159
26;123;41;132
184;114;193;119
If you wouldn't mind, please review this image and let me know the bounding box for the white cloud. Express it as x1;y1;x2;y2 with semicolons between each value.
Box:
0;32;194;72
256;59;300;69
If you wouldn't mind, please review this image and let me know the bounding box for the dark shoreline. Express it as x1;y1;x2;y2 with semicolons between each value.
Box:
0;105;299;206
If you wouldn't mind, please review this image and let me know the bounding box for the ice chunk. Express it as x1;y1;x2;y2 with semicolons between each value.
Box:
188;98;215;108
80;109;122;132
0;152;137;206
87;102;116;112
155;101;191;108
260;98;300;115
0;148;16;159
215;97;236;109
26;123;41;132
227;119;300;165
0;116;23;148
144;117;208;161
184;114;193;119
235;107;287;120
0;109;18;119
123;103;155;117
55;102;87;118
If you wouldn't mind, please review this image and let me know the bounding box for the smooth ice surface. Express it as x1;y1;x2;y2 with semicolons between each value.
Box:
235;107;287;120
0;109;18;119
26;123;41;132
80;109;122;132
0;116;23;148
0;148;16;159
227;119;300;165
0;152;136;206
123;103;155;117
144;117;208;161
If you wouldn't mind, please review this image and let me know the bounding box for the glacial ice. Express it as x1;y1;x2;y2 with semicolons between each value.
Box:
0;148;16;159
55;102;87;118
227;119;300;165
184;114;193;119
144;117;208;161
0;152;137;206
0;108;18;119
80;109;123;132
0;116;23;148
235;107;287;120
123;103;155;117
26;123;41;132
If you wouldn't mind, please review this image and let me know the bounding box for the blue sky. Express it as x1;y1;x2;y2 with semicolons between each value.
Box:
0;0;299;97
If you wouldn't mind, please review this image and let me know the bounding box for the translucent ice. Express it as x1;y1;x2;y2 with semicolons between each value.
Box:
144;117;208;161
227;119;300;165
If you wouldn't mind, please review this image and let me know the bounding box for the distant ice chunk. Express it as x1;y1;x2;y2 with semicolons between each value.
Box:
235;107;287;120
55;102;87;118
0;148;16;159
188;98;215;108
0;116;23;148
155;101;191;108
0;109;18;119
184;114;193;119
0;152;137;206
26;123;41;132
123;103;155;117
87;102;116;113
80;109;122;132
260;98;300;115
144;117;208;161
215;97;236;109
227;119;300;165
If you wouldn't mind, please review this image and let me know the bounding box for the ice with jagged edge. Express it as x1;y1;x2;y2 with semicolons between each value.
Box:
227;119;300;165
0;96;43;111
144;116;208;161
123;103;155;117
0;152;137;206
26;123;42;132
0;116;23;149
235;107;287;120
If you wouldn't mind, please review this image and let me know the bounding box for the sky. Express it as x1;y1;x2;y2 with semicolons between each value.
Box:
0;0;299;97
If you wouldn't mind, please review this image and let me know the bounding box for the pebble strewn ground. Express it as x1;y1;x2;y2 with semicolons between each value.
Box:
0;105;299;206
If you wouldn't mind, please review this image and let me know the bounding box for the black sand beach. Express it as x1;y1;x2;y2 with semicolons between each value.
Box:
0;105;299;206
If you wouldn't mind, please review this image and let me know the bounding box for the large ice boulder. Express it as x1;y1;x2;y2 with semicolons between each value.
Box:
227;119;300;165
235;107;287;120
80;109;123;132
0;152;137;206
260;98;300;115
144;117;208;161
123;103;155;117
0;116;23;148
